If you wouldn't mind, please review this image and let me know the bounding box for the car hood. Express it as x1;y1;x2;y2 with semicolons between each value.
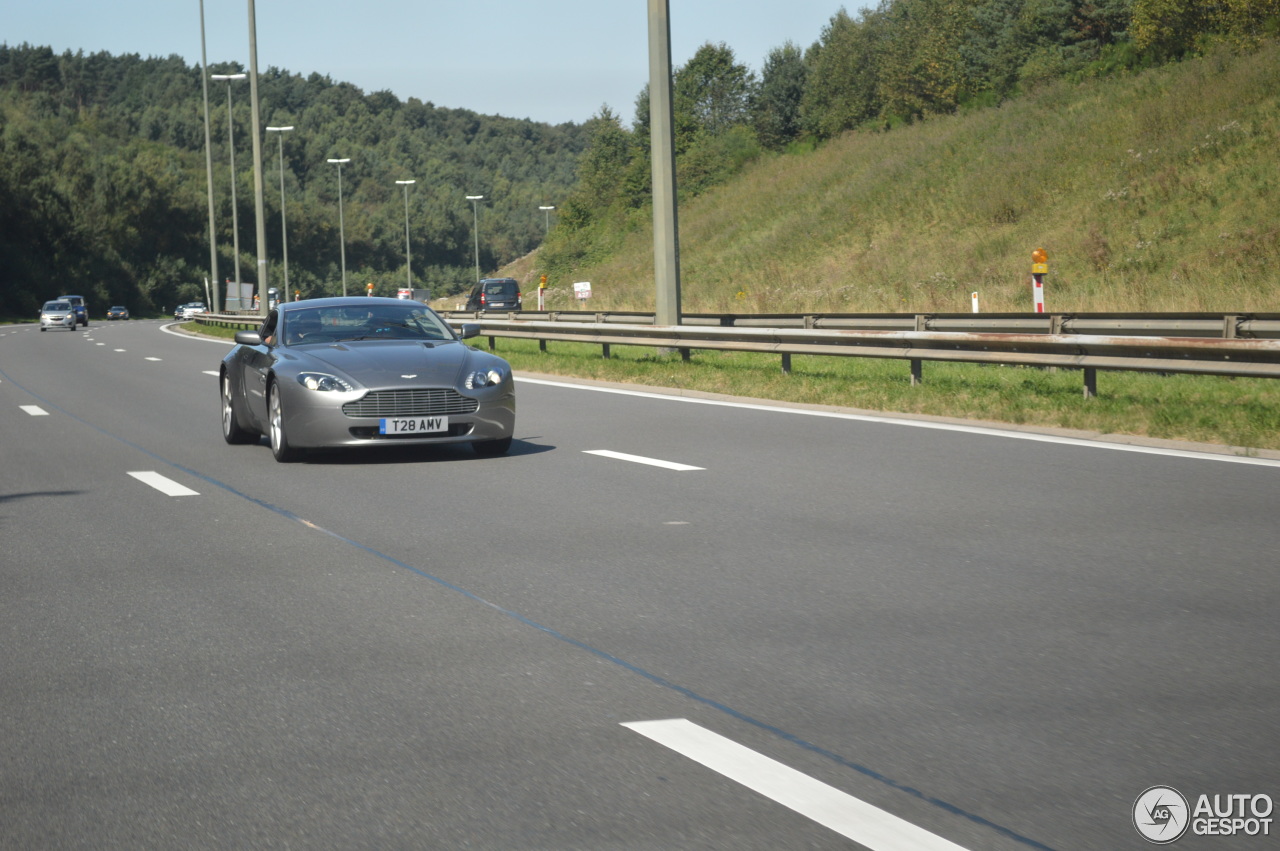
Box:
294;340;473;388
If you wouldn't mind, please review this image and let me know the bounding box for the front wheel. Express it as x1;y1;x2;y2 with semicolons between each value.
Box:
221;371;258;444
472;436;512;457
268;381;302;462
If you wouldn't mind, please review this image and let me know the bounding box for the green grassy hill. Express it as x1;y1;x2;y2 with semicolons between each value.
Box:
520;43;1279;315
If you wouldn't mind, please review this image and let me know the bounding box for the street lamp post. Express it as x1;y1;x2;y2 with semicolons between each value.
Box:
396;180;416;289
198;0;220;313
211;73;247;305
328;158;351;296
266;126;294;300
247;0;269;317
539;204;555;234
466;195;484;282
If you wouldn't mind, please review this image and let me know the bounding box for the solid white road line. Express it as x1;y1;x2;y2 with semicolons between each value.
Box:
127;471;199;497
584;449;704;471
20;405;49;416
159;323;239;345
521;377;1280;468
623;719;971;851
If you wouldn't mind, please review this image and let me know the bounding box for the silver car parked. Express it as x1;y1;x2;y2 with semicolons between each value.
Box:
219;297;516;461
40;300;77;332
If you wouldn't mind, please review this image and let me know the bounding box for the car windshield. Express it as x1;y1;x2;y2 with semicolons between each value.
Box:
44;302;70;311
281;305;454;346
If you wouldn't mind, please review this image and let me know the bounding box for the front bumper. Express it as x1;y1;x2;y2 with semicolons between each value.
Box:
279;382;516;450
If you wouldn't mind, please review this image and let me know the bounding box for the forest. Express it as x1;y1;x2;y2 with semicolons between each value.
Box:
0;47;589;316
2;0;1277;317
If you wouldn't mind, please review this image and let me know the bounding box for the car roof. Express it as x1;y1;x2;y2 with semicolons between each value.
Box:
278;296;436;313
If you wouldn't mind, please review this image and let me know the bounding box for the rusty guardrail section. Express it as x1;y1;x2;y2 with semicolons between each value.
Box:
197;310;1280;397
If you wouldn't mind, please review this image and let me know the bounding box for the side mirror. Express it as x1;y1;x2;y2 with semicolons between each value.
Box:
459;323;481;339
234;330;263;345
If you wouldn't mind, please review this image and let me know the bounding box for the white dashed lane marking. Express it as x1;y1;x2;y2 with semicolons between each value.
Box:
127;471;199;497
623;719;971;851
584;450;704;471
20;405;49;416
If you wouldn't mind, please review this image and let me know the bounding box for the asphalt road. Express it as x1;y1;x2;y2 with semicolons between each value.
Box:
2;319;1277;850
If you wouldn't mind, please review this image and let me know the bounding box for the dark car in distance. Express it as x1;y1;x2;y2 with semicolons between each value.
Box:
58;295;89;326
465;278;521;312
107;306;129;320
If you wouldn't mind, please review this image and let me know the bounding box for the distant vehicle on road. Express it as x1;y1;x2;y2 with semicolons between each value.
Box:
40;300;77;332
219;297;515;462
107;306;130;320
176;302;207;320
465;278;521;312
57;294;89;326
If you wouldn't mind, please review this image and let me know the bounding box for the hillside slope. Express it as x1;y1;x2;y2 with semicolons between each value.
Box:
523;43;1279;315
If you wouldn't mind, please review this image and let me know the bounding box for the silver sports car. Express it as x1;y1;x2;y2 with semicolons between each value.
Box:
220;297;515;461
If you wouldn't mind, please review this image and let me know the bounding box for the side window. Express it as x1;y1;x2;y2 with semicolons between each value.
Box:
258;311;279;345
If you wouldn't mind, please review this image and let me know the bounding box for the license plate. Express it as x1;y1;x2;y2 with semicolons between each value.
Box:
380;416;448;435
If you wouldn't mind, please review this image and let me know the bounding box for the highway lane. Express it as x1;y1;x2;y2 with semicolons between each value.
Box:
3;321;855;849
1;319;1277;850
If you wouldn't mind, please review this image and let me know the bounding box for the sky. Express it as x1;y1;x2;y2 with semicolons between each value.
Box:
4;1;847;126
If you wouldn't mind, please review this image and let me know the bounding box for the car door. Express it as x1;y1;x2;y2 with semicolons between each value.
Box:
236;310;280;429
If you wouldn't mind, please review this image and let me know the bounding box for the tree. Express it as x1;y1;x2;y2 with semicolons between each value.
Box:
800;8;888;138
572;106;638;213
754;42;808;150
1131;0;1216;56
1220;0;1280;46
876;0;981;120
674;42;757;139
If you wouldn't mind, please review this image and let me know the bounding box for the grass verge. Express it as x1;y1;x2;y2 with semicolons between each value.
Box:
480;337;1280;453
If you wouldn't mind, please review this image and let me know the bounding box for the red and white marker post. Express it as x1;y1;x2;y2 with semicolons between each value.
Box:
1031;248;1048;313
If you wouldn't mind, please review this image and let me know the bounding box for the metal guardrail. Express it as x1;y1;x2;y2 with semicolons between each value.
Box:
438;309;1280;339
196;310;1280;398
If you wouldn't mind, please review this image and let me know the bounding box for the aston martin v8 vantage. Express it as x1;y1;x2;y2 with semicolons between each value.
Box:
220;297;515;461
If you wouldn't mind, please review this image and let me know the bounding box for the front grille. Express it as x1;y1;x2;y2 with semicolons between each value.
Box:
342;388;479;418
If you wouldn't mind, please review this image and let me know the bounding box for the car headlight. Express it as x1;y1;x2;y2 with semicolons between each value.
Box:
297;372;354;392
465;368;507;389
